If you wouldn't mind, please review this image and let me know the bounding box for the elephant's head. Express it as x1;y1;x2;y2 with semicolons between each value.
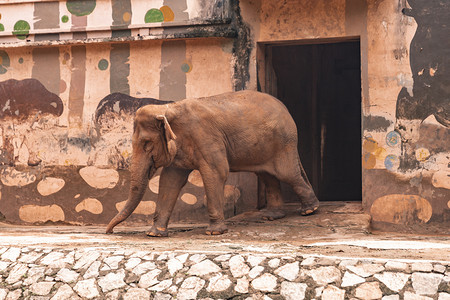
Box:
106;104;177;233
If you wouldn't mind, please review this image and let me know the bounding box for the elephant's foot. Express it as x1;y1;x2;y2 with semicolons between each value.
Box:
261;208;286;221
205;221;228;235
298;198;320;216
146;226;169;237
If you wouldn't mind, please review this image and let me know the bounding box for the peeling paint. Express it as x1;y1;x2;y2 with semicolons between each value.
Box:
0;167;36;187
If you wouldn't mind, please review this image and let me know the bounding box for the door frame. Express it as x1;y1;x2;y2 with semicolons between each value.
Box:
256;37;363;208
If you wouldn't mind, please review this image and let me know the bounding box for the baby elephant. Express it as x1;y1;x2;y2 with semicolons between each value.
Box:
106;90;319;236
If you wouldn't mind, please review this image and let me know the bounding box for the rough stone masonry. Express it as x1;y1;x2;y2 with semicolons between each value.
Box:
0;246;449;300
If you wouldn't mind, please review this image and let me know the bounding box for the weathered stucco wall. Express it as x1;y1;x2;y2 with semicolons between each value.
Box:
241;0;449;232
0;0;448;232
0;0;252;226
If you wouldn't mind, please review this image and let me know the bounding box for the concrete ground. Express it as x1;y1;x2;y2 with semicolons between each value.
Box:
1;202;448;260
0;202;449;299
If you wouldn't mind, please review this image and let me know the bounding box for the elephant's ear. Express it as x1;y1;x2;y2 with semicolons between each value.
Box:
156;115;176;141
156;115;177;162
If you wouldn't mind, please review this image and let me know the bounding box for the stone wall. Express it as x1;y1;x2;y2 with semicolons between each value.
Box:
0;246;449;299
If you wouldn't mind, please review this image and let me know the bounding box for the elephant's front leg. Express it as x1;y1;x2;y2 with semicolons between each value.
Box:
147;167;191;237
200;165;229;235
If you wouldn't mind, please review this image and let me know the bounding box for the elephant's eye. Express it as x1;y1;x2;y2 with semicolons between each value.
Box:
144;141;153;152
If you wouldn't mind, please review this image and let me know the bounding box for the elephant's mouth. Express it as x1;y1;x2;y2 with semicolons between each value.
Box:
147;156;157;180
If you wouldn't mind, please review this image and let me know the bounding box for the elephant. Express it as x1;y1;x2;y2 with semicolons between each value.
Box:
106;90;319;236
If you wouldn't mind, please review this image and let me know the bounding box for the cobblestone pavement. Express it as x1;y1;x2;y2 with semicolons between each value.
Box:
0;202;449;299
0;242;449;300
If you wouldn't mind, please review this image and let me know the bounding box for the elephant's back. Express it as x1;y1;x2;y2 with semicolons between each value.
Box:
185;90;298;147
190;90;292;121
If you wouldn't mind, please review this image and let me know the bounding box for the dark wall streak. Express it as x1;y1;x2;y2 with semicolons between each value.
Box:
31;47;60;95
110;43;130;95
111;0;131;37
159;40;186;101
34;2;59;41
230;0;251;91
69;46;86;126
159;0;188;101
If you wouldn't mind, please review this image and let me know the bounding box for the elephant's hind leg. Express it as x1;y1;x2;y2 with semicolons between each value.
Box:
273;151;319;216
147;167;191;237
258;173;286;220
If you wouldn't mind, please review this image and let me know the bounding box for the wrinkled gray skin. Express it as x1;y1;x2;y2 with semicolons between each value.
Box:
106;90;319;236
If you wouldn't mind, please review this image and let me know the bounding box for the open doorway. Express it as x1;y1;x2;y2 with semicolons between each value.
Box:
259;39;362;202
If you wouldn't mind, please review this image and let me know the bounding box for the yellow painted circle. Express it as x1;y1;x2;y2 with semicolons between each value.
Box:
362;153;376;170
415;148;430;162
160;5;174;22
374;147;387;160
123;12;131;23
371;194;432;224
363;137;378;153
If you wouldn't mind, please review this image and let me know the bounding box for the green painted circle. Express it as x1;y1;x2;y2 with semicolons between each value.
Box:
18;57;24;64
181;63;191;73
98;59;109;71
145;9;164;23
61;15;69;23
66;0;96;17
13;20;30;40
0;24;4;32
0;50;10;74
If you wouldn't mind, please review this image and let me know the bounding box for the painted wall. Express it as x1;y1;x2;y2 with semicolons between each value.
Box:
242;0;449;232
0;0;448;232
0;0;250;226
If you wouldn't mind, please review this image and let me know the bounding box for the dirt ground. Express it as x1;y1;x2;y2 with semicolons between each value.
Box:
1;202;449;262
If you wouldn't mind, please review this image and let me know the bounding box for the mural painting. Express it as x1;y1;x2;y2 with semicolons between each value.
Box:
361;0;449;230
0;0;238;226
253;0;448;231
0;0;447;232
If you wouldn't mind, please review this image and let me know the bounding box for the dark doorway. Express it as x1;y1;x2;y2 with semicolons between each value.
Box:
262;39;362;201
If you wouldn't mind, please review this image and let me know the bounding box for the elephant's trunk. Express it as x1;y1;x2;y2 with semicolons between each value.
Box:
106;154;153;233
